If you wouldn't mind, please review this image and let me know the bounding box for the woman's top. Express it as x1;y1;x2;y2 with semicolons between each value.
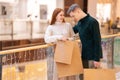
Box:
44;22;74;43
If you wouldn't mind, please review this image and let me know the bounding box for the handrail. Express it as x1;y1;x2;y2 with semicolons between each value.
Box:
0;43;54;55
101;33;120;38
0;33;120;55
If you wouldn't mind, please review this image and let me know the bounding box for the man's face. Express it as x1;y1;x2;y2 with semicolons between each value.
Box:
69;10;79;22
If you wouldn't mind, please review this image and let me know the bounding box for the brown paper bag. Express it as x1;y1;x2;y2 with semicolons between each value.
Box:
55;41;83;77
54;41;74;64
84;69;116;80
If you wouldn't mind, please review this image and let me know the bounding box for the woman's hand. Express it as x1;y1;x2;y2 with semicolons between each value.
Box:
60;36;69;41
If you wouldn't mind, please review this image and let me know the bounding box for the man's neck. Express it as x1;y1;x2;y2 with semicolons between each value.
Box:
79;12;87;20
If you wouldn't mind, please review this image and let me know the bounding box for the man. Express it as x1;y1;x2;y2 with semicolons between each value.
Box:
67;3;103;79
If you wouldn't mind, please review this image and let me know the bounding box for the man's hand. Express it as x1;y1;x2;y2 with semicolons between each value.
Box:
93;61;101;68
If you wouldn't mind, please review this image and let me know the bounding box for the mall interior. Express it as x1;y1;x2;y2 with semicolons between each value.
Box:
0;0;120;80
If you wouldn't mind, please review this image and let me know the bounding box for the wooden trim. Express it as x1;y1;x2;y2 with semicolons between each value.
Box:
0;41;2;51
0;43;53;55
102;33;120;38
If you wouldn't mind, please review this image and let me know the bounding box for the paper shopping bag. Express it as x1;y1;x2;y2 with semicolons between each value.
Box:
54;41;74;64
84;69;116;80
55;41;83;77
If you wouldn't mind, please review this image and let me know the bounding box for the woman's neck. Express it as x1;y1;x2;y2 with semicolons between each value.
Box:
55;21;63;24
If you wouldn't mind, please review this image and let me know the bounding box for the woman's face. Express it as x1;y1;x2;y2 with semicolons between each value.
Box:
56;11;64;22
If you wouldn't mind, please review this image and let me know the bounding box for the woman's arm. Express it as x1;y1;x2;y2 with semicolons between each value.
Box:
44;25;63;43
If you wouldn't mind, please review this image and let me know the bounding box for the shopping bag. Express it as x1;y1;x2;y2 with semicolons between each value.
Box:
84;69;116;80
54;41;74;64
55;41;83;77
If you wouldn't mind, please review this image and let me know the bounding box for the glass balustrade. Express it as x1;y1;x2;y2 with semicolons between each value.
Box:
0;34;120;80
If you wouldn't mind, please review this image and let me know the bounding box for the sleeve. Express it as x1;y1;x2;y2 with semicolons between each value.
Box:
44;25;63;43
73;25;78;34
91;19;103;61
67;23;75;37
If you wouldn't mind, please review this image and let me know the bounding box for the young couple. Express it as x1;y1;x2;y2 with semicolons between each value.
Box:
44;4;102;80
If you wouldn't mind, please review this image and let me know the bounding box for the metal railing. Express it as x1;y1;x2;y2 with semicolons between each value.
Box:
0;19;48;41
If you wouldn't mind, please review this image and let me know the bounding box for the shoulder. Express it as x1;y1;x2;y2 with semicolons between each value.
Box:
88;15;99;24
46;25;54;31
47;25;53;28
47;25;54;29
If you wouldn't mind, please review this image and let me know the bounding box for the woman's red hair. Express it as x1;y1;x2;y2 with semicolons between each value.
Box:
50;8;65;25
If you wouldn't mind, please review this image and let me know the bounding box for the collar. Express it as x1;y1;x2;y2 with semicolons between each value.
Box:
55;21;63;24
79;14;90;22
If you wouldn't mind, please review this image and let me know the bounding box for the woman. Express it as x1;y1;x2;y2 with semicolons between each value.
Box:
44;8;74;43
44;8;79;80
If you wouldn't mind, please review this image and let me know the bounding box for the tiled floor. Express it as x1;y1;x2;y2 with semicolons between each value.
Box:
2;60;47;80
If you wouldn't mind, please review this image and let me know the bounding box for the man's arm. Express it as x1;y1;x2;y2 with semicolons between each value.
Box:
91;19;103;62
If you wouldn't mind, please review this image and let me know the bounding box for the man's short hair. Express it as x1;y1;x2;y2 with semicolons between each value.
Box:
67;4;80;14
